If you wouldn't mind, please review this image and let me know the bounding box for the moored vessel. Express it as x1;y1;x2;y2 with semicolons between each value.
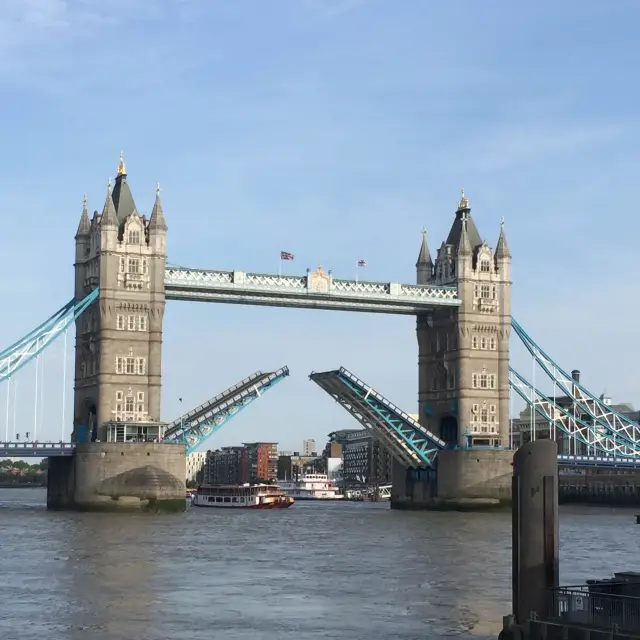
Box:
192;483;294;509
277;473;344;500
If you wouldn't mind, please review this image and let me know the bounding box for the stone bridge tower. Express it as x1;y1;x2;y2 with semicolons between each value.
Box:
416;190;511;449
73;154;167;442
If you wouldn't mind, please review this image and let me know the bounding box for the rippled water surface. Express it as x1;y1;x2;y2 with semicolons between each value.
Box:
1;488;639;640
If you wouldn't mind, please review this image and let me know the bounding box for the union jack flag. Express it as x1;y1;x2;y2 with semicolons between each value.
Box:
357;259;367;267
280;251;294;261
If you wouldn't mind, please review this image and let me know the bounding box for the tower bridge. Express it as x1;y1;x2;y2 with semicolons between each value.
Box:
1;155;638;511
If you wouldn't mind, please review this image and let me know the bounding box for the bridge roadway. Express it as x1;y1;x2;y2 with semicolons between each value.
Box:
2;442;639;469
163;265;460;314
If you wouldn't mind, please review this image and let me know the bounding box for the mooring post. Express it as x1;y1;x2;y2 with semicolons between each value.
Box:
512;439;559;626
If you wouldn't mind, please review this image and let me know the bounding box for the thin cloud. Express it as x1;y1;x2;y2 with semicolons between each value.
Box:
441;120;626;174
0;0;181;72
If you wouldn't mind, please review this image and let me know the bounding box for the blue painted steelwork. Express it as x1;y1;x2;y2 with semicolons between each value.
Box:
163;367;290;454
557;454;640;469
511;318;640;456
0;442;75;458
509;366;640;458
0;289;99;383
309;366;446;468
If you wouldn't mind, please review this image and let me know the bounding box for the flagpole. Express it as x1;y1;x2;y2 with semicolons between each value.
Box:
278;254;281;278
355;261;358;285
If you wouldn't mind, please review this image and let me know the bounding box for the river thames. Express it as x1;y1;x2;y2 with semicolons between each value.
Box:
0;488;638;640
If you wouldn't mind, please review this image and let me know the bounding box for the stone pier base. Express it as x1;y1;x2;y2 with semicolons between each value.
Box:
390;449;513;511
47;442;186;513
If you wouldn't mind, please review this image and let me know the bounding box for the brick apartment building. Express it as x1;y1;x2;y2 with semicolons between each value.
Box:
204;442;278;484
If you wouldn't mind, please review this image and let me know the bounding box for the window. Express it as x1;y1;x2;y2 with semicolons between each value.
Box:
472;404;479;413
480;259;491;273
127;316;136;331
116;403;122;413
492;286;496;299
116;391;123;401
480;336;487;350
116;357;124;374
137;404;144;413
117;315;125;330
136;391;145;402
138;315;147;331
128;258;140;274
119;257;125;273
490;404;496;414
473;285;479;298
125;397;134;413
128;230;140;244
126;357;135;374
471;336;478;349
472;372;497;389
489;337;497;350
136;358;146;375
481;284;490;299
143;259;148;275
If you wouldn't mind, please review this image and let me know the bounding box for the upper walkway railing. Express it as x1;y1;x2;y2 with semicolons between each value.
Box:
164;265;460;314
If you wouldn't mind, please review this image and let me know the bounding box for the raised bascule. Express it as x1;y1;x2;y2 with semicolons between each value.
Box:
1;155;639;511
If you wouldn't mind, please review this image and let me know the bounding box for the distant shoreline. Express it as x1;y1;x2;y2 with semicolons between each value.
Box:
0;483;45;489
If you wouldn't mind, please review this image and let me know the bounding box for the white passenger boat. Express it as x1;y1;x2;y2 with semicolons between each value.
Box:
277;473;344;500
192;483;294;509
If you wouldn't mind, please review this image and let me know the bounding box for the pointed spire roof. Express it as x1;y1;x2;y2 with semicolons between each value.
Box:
148;182;168;232
101;179;118;227
76;194;90;237
415;227;433;267
111;151;139;223
445;188;483;249
495;217;511;259
457;214;472;256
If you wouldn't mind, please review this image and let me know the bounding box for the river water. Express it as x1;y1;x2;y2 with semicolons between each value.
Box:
0;489;638;640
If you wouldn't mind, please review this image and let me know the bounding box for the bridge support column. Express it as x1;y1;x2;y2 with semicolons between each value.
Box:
46;443;186;512
390;449;512;510
47;456;76;510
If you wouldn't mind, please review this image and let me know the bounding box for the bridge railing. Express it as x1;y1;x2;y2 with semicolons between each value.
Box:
164;265;460;312
0;442;76;457
0;441;74;450
546;585;640;634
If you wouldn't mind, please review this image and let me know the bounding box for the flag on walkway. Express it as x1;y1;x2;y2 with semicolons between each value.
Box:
357;259;367;267
280;251;295;261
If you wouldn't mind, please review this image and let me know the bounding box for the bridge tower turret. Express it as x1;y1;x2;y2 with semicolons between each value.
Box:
72;154;167;442
416;190;512;448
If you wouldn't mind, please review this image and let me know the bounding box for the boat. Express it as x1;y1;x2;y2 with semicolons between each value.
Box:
277;473;344;500
192;483;294;509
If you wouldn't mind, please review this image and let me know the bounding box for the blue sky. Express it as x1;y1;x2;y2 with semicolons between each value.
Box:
1;0;639;451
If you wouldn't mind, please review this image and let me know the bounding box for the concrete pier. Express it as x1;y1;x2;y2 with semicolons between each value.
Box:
390;449;513;510
511;440;559;625
47;442;186;512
